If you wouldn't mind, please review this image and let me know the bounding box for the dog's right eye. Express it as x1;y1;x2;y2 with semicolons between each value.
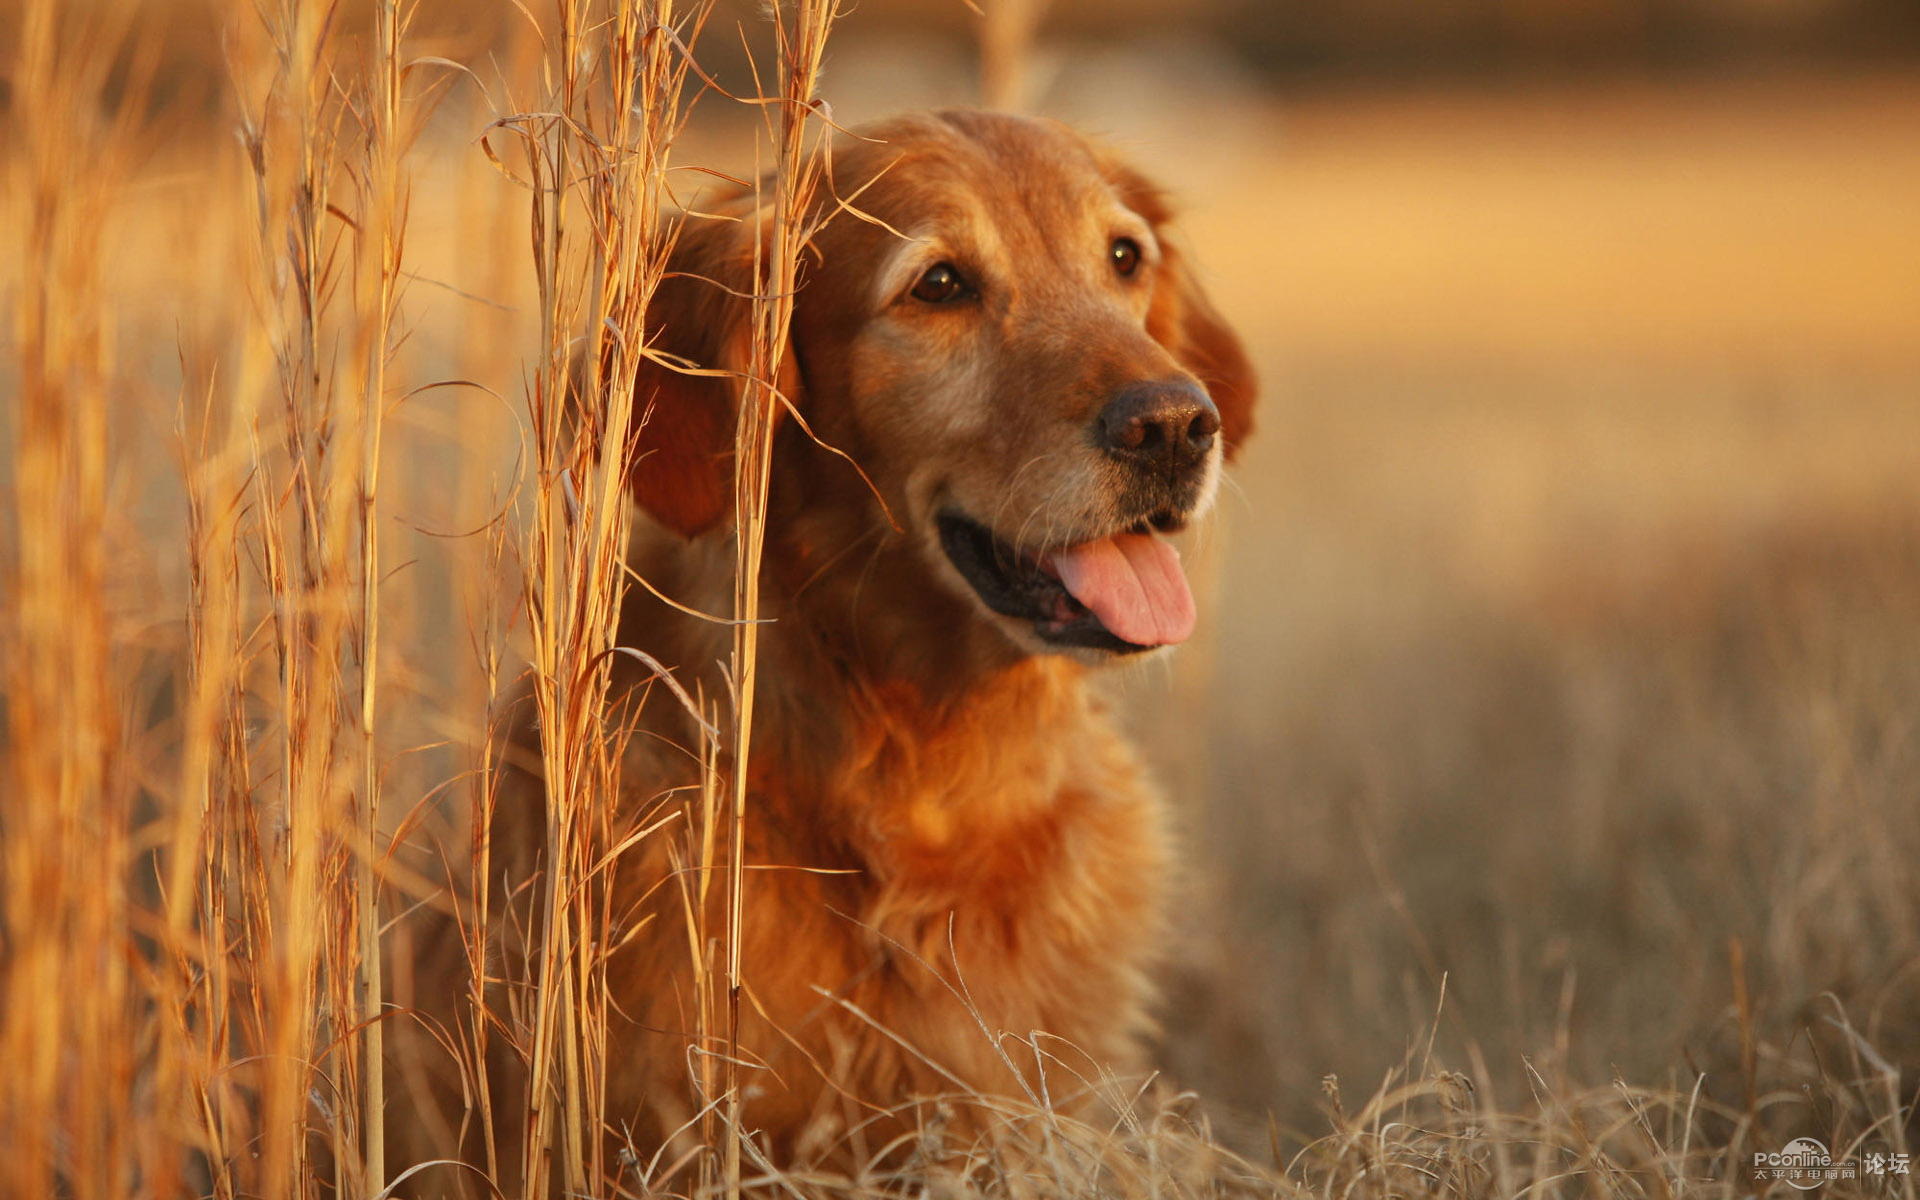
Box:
910;262;971;304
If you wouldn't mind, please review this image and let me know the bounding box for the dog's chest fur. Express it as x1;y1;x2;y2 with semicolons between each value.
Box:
601;544;1172;1154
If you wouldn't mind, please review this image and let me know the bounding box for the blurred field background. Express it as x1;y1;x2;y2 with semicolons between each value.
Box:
3;0;1919;1194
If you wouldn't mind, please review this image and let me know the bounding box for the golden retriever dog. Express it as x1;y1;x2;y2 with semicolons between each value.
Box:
433;108;1255;1177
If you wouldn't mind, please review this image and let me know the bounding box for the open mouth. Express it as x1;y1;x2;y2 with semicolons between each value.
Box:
936;510;1198;654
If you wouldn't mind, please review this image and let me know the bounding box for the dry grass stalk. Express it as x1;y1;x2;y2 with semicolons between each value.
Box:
153;0;416;1192
485;0;712;1192
976;0;1049;111
2;1;146;1194
722;1;840;1193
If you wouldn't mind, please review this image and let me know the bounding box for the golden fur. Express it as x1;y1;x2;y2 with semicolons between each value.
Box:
418;109;1256;1177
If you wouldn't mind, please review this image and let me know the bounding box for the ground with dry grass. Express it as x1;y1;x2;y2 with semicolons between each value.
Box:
2;0;1916;1196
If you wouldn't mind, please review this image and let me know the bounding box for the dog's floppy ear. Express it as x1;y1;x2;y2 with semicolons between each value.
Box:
629;205;800;537
1102;157;1258;459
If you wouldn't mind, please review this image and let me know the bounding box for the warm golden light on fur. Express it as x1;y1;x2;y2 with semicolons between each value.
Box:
469;110;1258;1166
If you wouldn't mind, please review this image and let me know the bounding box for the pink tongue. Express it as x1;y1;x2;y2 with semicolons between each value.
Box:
1045;532;1196;647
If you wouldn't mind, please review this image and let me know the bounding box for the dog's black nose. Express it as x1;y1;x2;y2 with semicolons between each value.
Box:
1097;380;1220;472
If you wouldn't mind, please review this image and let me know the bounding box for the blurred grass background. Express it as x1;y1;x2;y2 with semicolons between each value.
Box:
3;0;1918;1177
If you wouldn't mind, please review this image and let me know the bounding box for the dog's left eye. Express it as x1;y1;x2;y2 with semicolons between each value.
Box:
1110;237;1142;277
911;262;972;304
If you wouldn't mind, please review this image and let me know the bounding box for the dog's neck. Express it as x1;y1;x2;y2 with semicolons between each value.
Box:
620;506;1115;846
760;513;1103;797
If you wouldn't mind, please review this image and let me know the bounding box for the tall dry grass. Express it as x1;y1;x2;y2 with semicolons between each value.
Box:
0;0;847;1193
2;2;1917;1199
3;0;147;1193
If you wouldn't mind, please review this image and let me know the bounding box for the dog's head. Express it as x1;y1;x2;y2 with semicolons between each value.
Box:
630;110;1256;659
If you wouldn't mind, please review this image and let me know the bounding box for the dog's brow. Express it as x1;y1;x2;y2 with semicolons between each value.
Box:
870;223;945;309
867;202;998;308
1111;207;1158;251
